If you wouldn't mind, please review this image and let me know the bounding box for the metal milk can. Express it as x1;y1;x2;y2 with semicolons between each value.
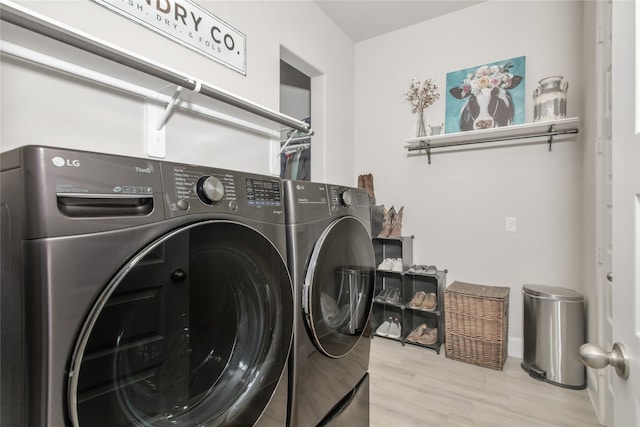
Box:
533;76;568;122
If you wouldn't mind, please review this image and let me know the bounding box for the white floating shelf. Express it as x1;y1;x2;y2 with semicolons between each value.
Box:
405;117;580;164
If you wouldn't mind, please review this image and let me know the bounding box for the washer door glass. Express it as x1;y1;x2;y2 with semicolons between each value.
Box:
68;221;293;427
303;216;376;358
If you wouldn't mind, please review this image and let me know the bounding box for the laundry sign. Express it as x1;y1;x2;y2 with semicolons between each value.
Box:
93;0;246;75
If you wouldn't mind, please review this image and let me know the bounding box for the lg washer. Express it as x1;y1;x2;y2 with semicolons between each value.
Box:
284;180;375;427
1;146;293;426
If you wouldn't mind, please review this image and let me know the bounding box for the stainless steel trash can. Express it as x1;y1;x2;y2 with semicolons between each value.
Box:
521;284;585;389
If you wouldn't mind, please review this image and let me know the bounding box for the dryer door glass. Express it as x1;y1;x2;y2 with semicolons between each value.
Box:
68;221;293;427
303;216;376;358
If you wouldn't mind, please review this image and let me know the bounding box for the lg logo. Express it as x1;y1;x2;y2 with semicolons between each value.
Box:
52;156;80;167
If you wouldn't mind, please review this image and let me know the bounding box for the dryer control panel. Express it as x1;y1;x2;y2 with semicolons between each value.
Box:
283;180;371;223
328;185;370;213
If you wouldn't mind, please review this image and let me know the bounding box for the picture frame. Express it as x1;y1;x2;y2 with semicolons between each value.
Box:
445;56;526;134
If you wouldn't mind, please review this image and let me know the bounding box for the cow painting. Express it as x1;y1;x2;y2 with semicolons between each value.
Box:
445;57;526;133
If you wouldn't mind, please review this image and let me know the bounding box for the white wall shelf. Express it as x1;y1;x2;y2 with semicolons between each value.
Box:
404;117;580;164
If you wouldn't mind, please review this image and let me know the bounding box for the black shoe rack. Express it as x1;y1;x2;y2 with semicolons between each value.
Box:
371;236;446;354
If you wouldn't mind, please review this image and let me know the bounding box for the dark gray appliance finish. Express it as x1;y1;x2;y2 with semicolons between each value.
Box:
284;180;375;427
318;373;369;427
1;145;293;427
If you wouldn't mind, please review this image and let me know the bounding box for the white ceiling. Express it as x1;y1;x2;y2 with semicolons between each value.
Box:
313;0;485;42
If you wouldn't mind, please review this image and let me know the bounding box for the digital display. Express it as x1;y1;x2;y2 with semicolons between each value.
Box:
246;179;281;206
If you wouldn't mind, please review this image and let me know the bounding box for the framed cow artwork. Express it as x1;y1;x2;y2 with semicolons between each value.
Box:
445;56;526;134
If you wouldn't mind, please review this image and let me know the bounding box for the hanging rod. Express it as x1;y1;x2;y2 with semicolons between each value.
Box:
1;41;280;138
280;135;312;144
284;142;310;154
407;125;579;164
0;0;313;135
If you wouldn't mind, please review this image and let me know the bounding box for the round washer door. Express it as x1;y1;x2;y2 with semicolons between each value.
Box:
68;221;293;427
303;216;376;358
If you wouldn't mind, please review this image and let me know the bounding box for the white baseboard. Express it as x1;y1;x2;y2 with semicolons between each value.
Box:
508;337;523;359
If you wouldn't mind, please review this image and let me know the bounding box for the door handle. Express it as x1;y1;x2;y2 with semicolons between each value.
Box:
579;342;629;380
606;272;613;283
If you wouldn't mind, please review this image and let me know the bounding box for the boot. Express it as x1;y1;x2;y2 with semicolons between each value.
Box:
364;174;376;205
377;206;395;238
389;206;403;238
357;174;365;189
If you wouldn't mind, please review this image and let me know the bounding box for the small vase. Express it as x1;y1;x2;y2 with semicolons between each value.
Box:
416;110;427;137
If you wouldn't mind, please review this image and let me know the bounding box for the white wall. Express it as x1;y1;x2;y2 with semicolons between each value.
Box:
1;0;596;359
355;0;586;357
1;0;355;184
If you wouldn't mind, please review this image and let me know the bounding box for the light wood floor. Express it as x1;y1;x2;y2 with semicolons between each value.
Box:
369;337;603;427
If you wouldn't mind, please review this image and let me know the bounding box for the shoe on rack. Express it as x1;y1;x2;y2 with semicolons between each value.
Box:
386;317;402;339
391;258;404;272
377;206;395;238
376;317;393;336
388;206;404;239
412;265;428;274
424;265;437;276
419;293;437;311
407;291;426;309
408;265;418;273
406;323;428;343
385;287;401;305
377;258;394;270
374;288;390;303
415;326;438;345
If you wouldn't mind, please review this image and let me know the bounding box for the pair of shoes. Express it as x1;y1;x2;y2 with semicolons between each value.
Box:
357;174;375;205
377;258;403;272
377;258;393;270
386;287;401;304
376;317;402;339
407;291;425;308
374;287;401;304
406;323;438;345
407;264;437;276
374;288;389;302
376;206;404;238
407;291;437;310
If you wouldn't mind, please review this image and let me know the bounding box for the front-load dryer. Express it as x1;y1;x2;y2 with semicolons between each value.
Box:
1;146;293;427
284;180;375;427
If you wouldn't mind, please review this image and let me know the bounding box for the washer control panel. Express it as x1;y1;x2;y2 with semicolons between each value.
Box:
169;165;237;211
196;175;225;205
246;178;281;207
161;162;283;221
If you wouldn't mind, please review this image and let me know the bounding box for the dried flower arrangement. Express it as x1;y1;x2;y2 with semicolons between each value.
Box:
404;77;440;114
404;77;440;136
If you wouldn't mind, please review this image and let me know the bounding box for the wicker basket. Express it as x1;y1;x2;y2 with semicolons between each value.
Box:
444;281;510;370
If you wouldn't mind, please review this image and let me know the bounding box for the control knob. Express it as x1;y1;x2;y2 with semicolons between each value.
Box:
196;176;225;205
339;189;353;207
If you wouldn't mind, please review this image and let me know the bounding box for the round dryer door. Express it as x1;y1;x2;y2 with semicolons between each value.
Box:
303;216;376;358
68;221;293;427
